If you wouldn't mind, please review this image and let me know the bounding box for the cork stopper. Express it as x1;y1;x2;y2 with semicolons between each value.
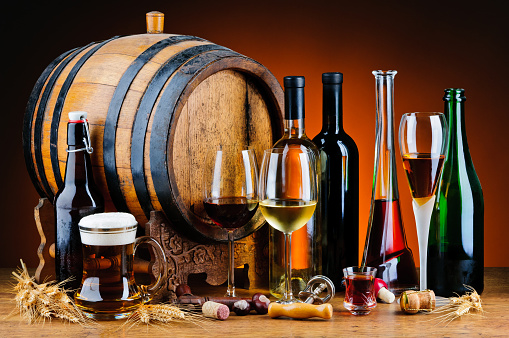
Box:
146;11;164;34
202;301;230;320
400;290;436;314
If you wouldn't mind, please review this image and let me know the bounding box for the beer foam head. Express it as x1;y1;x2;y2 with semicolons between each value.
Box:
79;212;138;246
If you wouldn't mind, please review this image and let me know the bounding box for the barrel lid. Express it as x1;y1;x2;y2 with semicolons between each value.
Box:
68;111;87;121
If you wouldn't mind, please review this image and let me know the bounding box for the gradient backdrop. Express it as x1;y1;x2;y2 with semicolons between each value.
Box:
2;1;507;268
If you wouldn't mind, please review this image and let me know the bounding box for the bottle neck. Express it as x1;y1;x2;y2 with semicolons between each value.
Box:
322;83;343;133
64;150;94;185
284;118;306;138
373;72;399;200
285;86;304;120
64;123;95;186
444;89;470;159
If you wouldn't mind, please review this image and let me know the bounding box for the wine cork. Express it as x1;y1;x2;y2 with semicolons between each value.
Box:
378;287;395;303
400;290;436;314
202;301;230;320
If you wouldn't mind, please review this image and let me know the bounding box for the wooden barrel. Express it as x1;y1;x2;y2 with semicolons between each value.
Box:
23;12;283;242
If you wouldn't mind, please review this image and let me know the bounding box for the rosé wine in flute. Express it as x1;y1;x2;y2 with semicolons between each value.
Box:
402;153;445;203
399;113;448;291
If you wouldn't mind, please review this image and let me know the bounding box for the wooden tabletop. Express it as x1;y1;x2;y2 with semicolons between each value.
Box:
1;268;508;337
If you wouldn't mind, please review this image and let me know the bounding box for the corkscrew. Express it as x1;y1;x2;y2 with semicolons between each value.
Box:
268;275;336;320
298;275;335;304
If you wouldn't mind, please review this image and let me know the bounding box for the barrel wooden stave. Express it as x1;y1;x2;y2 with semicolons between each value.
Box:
32;44;97;199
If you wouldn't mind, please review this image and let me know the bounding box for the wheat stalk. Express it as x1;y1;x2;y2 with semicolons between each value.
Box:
9;259;93;326
122;303;211;332
428;285;485;326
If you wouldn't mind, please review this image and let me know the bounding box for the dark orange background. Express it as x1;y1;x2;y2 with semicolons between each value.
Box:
2;1;507;268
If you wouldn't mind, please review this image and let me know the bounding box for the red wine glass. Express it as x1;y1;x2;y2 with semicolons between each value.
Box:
203;145;259;297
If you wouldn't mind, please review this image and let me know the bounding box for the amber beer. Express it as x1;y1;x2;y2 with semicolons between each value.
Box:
75;213;166;320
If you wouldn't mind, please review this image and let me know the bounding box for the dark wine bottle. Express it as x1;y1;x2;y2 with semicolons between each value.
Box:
312;72;359;288
270;76;321;298
427;89;484;296
54;111;104;291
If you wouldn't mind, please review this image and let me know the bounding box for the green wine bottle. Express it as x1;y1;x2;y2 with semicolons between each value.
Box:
427;88;484;296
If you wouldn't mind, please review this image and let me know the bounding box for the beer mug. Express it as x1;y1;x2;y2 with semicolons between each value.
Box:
75;212;167;319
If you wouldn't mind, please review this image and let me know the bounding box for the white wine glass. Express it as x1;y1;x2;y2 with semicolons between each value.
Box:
259;147;318;304
203;145;259;297
399;112;448;290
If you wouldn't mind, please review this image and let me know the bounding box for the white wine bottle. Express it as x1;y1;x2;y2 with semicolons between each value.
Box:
270;76;321;298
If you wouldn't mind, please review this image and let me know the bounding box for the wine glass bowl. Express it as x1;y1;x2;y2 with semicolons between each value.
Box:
259;147;318;304
202;145;259;297
399;112;448;290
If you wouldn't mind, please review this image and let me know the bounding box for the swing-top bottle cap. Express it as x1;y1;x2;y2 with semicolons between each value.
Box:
284;76;305;88
322;72;343;84
68;111;87;122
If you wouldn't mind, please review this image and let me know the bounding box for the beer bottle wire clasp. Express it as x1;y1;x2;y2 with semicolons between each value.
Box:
66;117;94;154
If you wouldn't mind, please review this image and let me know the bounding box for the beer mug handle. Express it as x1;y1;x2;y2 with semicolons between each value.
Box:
133;236;167;303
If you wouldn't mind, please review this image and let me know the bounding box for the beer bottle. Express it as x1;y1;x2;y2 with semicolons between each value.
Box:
54;111;104;290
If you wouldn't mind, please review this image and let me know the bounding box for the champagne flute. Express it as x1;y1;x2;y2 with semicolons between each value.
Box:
399;112;448;290
259;147;318;304
203;145;259;297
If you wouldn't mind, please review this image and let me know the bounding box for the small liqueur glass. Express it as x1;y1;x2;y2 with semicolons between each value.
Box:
343;266;377;315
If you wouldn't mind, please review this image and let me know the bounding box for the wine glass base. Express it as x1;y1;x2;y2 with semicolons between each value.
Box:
224;289;236;297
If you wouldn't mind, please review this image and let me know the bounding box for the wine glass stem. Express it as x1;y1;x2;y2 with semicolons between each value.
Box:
412;196;436;291
283;233;293;301
226;231;236;297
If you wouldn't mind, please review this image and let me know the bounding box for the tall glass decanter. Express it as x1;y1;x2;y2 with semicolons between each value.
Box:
362;70;418;294
427;89;484;296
